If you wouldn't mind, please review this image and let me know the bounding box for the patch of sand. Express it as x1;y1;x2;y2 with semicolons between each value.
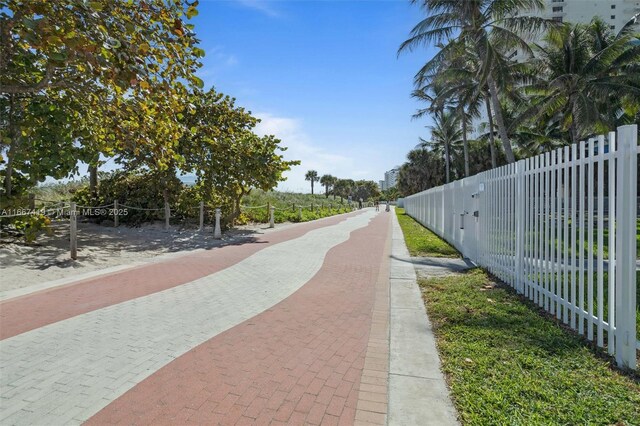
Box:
0;220;285;294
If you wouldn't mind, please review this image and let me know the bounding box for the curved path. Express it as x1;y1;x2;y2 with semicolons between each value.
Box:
0;209;393;425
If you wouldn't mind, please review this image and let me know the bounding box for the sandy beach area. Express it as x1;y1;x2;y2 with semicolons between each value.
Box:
0;220;280;295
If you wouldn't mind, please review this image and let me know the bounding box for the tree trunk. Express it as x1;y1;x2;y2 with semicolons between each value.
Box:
444;142;451;183
485;95;497;168
311;181;314;195
4;94;17;197
89;163;98;201
487;74;515;163
461;109;469;177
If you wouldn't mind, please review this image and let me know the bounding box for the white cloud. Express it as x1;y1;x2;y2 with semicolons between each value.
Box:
235;0;281;17
253;113;355;193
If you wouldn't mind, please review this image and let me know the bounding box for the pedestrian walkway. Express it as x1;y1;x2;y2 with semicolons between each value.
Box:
0;210;386;425
387;210;459;425
1;207;458;425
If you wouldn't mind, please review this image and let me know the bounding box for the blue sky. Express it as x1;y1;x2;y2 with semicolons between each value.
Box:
191;0;436;192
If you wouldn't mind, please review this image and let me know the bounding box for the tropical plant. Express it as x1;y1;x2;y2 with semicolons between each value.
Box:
397;149;445;196
305;170;319;195
419;109;463;183
320;174;335;198
399;0;551;163
525;16;640;144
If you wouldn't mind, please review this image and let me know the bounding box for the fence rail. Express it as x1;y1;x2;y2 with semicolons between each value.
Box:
404;124;638;370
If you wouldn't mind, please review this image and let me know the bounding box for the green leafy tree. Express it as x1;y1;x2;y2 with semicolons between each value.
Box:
397;149;445;196
352;180;381;202
0;0;205;195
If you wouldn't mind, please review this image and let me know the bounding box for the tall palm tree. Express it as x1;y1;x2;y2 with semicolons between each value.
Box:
418;109;462;183
305;170;319;195
320;174;335;198
525;16;640;144
399;0;551;163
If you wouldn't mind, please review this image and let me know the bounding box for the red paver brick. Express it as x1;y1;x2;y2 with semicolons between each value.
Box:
0;211;362;340
306;402;327;425
326;395;347;417
86;212;391;425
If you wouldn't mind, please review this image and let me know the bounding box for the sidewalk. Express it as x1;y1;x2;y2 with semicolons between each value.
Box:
1;209;388;425
1;207;458;425
387;209;459;425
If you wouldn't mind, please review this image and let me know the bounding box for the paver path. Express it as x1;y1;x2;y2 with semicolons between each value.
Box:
0;209;392;425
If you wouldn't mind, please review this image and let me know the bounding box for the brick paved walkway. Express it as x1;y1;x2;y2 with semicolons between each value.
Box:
0;209;392;425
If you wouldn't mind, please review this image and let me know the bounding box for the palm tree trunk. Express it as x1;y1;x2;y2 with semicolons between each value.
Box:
487;74;515;163
444;142;451;183
484;95;497;168
311;181;314;195
461;106;469;177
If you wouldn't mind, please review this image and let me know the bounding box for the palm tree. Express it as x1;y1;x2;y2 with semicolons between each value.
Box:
305;170;319;195
525;16;640;144
320;174;335;198
418;109;462;183
399;0;551;163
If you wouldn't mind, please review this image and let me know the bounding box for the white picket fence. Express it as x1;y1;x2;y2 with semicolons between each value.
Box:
404;124;639;370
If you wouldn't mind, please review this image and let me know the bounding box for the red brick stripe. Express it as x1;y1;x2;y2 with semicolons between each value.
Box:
86;212;391;425
0;212;362;340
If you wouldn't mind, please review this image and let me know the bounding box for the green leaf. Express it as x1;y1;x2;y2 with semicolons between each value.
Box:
193;76;204;89
186;6;199;19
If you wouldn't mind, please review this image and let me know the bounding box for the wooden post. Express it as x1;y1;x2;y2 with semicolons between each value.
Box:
164;200;170;230
114;200;119;227
70;201;77;260
199;201;204;232
269;205;275;228
214;208;222;239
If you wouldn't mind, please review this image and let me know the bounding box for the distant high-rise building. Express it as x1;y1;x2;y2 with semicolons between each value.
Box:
384;168;400;189
379;180;386;191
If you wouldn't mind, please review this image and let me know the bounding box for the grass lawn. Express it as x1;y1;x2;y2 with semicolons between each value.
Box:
395;208;460;258
420;269;640;425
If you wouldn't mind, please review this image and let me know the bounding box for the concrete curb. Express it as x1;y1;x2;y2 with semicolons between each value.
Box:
387;208;459;425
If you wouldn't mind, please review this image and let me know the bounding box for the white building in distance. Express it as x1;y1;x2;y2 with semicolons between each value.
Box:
383;168;400;190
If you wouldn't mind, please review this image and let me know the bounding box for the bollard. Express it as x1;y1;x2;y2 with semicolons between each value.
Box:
199;201;204;232
70;202;77;260
269;205;275;228
164;200;170;230
214;208;222;239
114;200;119;227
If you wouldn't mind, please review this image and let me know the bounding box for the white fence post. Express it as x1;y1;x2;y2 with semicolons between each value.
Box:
515;160;525;294
70;202;77;260
614;124;637;370
401;124;637;370
214;208;222;239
